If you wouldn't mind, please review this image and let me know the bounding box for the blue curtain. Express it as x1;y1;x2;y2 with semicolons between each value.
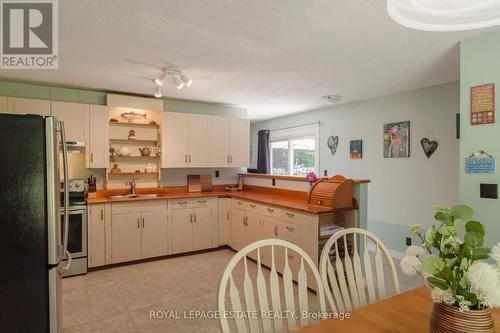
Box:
257;130;270;174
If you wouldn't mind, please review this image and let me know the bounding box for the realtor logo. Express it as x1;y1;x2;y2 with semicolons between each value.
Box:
1;0;58;69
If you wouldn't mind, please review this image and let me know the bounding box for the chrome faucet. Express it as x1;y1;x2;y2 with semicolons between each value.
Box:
126;179;137;195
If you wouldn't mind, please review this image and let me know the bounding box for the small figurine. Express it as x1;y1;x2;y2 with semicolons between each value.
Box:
128;129;136;140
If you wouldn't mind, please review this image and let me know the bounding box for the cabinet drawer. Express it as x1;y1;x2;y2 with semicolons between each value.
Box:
232;199;245;209
279;221;300;241
171;199;191;210
262;205;279;218
191;197;212;208
279;209;300;225
245;201;262;214
111;201;167;214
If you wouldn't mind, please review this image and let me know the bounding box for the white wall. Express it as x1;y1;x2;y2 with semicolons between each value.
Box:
250;82;460;252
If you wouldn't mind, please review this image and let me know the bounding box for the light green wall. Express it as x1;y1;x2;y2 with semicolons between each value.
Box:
0;80;246;116
460;29;500;247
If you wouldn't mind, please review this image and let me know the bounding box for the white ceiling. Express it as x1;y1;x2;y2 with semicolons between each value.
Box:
0;0;487;120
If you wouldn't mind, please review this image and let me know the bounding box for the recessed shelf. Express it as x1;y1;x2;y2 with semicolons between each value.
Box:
109;121;159;128
108;172;159;176
109;138;158;144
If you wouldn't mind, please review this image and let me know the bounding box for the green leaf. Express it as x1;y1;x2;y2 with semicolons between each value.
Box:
441;265;456;288
422;256;445;275
446;257;459;268
451;205;473;221
464;232;484;249
438;225;457;236
459;257;469;271
425;226;437;247
465;220;485;236
427;276;449;290
432;205;450;213
471;247;490;260
435;212;454;226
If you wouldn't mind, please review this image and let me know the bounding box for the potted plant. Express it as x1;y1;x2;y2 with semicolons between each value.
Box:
401;205;500;333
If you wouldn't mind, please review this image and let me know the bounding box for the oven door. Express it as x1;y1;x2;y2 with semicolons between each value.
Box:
60;207;87;259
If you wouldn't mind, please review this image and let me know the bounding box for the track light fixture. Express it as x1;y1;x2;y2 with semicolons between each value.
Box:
152;69;192;96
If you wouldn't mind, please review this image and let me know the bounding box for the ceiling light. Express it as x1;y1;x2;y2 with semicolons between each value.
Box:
387;0;500;31
322;95;342;104
154;73;167;86
173;77;185;90
154;84;162;98
180;72;192;87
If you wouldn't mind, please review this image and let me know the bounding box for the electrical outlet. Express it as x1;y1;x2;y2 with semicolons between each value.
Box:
215;170;220;178
272;178;276;186
324;170;328;177
406;237;412;246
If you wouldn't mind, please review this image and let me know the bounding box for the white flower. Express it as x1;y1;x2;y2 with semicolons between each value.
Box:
442;235;462;255
405;245;427;258
400;255;421;276
468;262;500;308
410;224;422;236
491;243;500;266
456;295;472;312
431;288;455;305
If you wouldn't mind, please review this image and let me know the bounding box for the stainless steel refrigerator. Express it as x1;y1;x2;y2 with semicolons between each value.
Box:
0;114;72;333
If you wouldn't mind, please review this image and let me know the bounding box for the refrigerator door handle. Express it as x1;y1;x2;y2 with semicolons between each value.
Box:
60;250;72;274
58;121;71;271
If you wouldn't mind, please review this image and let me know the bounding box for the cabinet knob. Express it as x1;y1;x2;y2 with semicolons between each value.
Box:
286;226;295;232
267;208;274;213
286;212;295;218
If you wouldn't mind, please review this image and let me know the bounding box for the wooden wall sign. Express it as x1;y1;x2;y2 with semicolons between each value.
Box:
471;83;495;125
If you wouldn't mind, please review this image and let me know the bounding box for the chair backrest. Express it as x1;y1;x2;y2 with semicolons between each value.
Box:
218;239;327;333
319;228;400;313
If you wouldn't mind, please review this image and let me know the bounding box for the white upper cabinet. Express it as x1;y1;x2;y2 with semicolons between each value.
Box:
229;117;250;167
9;97;51;116
51;101;87;142
187;113;209;167
86;105;108;168
209;115;230;167
163;112;189;168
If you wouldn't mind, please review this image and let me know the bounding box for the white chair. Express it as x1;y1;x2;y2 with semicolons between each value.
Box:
319;228;400;313
218;239;327;333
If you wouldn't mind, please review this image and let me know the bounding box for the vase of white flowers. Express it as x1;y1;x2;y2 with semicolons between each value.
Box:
402;205;500;333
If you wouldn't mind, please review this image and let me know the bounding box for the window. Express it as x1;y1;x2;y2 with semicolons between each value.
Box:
269;124;319;176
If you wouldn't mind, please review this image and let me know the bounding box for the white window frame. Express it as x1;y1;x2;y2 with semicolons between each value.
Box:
269;123;319;176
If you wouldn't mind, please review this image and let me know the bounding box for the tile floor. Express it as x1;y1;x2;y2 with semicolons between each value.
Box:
62;249;423;333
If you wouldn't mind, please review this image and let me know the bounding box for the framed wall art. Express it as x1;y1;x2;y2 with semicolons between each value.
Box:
349;139;363;159
383;121;410;158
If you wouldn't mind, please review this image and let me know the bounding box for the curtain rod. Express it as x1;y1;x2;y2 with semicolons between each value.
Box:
270;121;320;132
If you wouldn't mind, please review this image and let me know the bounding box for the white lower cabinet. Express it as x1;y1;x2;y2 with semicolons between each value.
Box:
231;207;246;251
111;212;142;263
88;204;109;268
141;210;168;258
171;209;193;254
217;198;231;246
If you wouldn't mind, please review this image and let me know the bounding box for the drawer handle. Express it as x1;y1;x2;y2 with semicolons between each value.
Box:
227;211;230;220
250;204;256;208
198;200;207;203
267;208;274;213
286;213;295;218
286;226;295;232
236;201;243;205
178;201;187;205
274;225;278;237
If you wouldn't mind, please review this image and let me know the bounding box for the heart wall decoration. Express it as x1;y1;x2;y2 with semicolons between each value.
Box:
327;135;339;156
420;137;438;159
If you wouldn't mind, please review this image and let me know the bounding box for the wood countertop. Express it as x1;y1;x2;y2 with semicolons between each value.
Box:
86;186;339;214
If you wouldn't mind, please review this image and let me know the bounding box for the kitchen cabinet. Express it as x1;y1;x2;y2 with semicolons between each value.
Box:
260;215;279;267
88;204;108;268
141;210;168;258
187;113;209;167
231;207;246;251
9;97;51;116
86;105;108;168
217;198;231;246
51;101;87;142
229;117;250;167
163;112;188;167
0;97;7;113
209;116;230;167
170;198;215;254
111;212;142;264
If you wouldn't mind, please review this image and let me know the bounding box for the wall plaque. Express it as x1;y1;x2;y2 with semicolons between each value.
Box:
465;150;495;174
471;83;495;125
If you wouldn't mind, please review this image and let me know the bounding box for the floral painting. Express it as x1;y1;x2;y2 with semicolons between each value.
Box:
384;121;410;158
349;139;362;159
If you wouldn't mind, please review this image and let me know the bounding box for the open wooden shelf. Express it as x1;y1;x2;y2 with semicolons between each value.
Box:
110;155;158;159
108;172;159;176
109;138;158;144
109;121;159;128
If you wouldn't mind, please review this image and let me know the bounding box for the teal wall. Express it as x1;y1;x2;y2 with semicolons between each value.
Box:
0;80;246;116
460;29;500;247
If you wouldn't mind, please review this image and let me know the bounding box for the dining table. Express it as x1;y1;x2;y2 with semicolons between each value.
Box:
293;286;500;332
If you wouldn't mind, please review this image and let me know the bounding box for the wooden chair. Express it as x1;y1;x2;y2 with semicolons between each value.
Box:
218;239;327;333
319;228;400;313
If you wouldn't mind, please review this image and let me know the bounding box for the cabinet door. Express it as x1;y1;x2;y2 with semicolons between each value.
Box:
231;208;246;251
246;212;261;260
111;212;142;263
187;113;209;167
218;198;231;246
51;101;87;142
88;204;106;268
0;96;7;113
209;115;230;167
229;118;250;167
141;210;168;259
192;207;213;251
87;105;108;168
12;97;51;116
171;209;193;254
260;215;279;267
164;112;188;167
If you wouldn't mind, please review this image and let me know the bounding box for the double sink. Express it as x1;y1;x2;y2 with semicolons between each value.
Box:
107;193;165;199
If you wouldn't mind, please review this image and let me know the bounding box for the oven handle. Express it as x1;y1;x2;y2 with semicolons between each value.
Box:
58;121;71;273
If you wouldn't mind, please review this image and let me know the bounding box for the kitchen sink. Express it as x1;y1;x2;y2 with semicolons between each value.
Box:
107;193;164;199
